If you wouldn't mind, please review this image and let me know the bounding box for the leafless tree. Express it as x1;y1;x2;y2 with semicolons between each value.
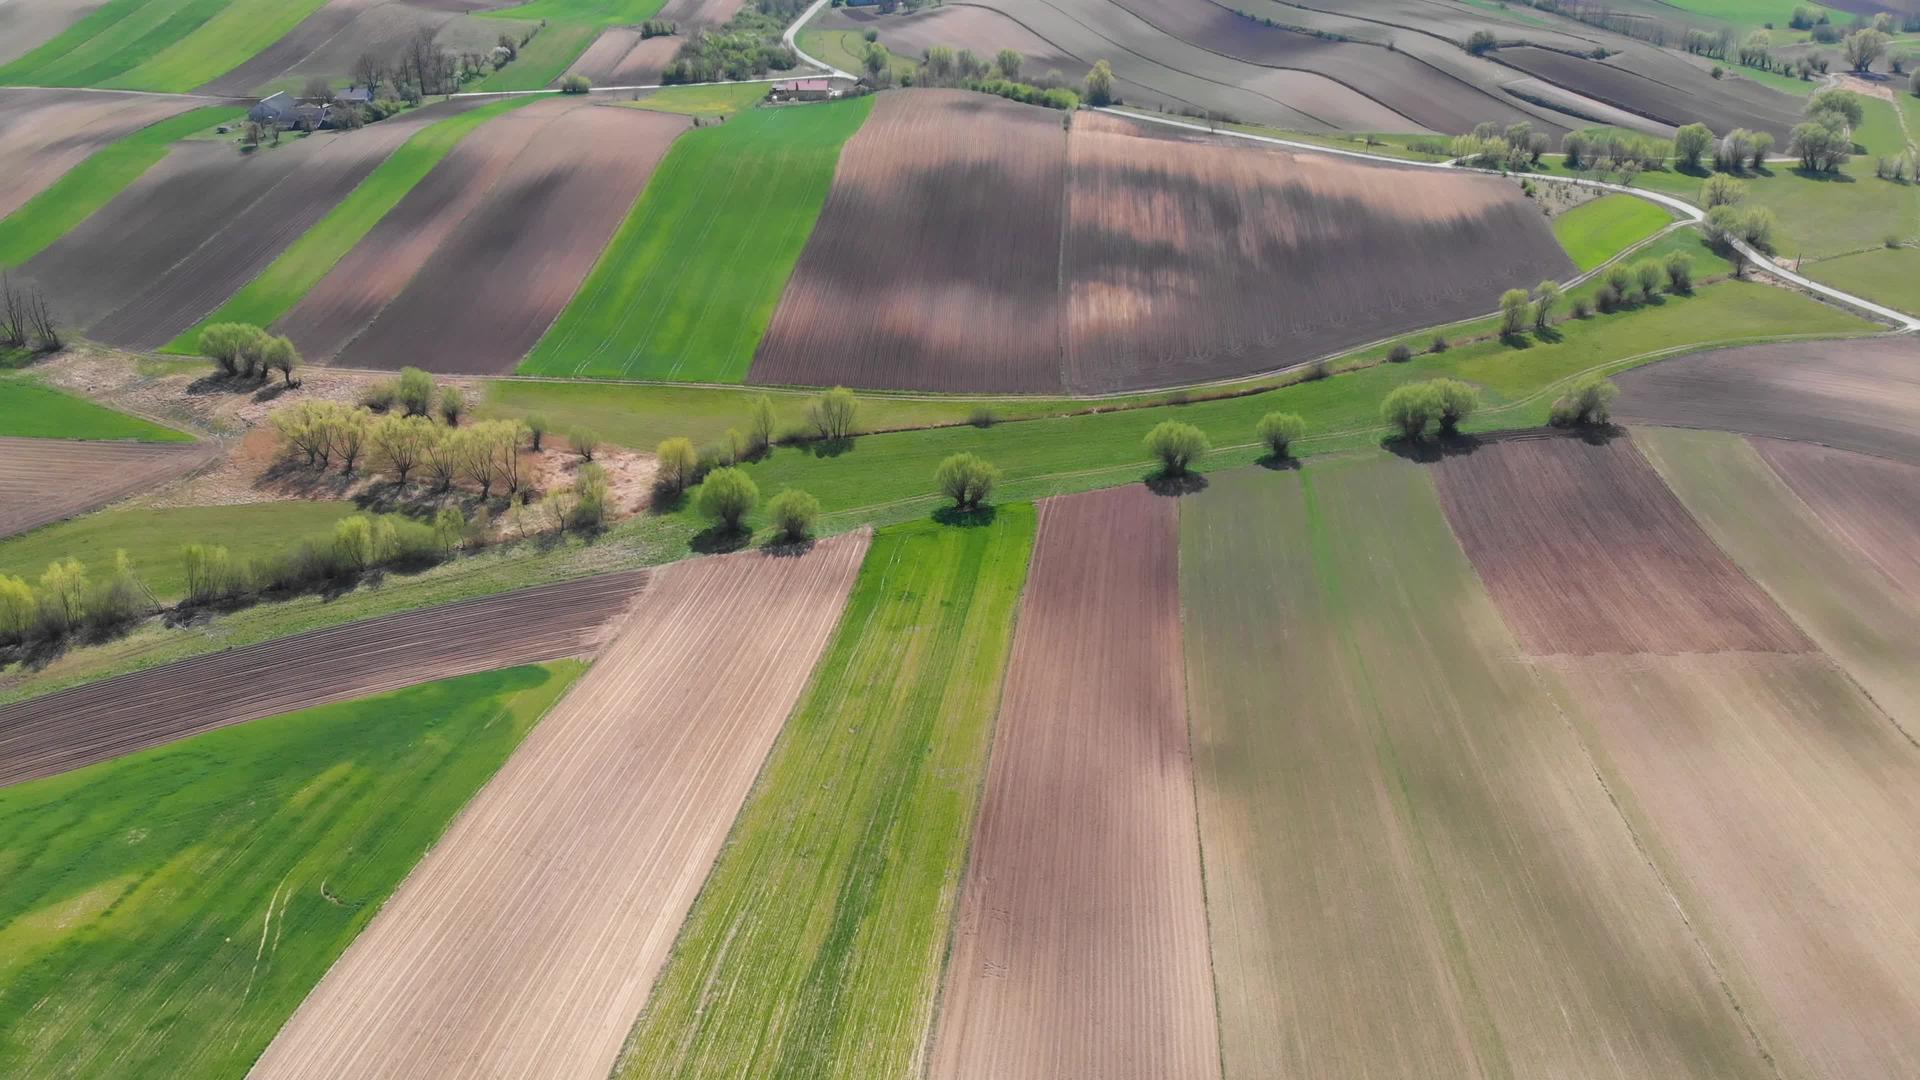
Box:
0;274;27;348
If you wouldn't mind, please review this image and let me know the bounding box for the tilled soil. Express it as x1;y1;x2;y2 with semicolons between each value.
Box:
0;435;220;539
0;570;650;787
1493;45;1803;144
0;87;195;219
930;487;1219;1080
247;534;867;1080
1754;437;1920;603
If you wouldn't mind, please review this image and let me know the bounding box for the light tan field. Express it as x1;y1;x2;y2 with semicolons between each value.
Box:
929;486;1218;1080
248;533;867;1080
1753;438;1920;604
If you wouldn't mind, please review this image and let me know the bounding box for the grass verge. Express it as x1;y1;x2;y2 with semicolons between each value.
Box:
519;96;872;381
617;507;1034;1076
0;377;194;442
1553;193;1674;271
0;663;582;1078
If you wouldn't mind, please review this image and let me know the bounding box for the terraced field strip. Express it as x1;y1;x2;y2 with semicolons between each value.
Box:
522;96;873;382
1754;438;1920;603
166;96;538;355
1637;425;1920;741
1614;336;1920;467
0;88;195;222
618;510;1034;1077
0;379;193;441
105;0;332;91
0;435;216;541
0;664;582;1078
250;535;867;1080
0;100;239;267
0;571;648;786
929;486;1218;1080
1181;461;1764;1078
1430;434;1811;655
0;0;328;92
1551;193;1673;272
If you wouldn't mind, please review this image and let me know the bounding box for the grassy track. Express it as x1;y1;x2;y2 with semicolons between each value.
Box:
0;502;367;600
165;97;539;354
0;106;241;268
105;0;330;91
520;97;872;381
617;508;1034;1077
1552;193;1673;271
471;24;600;91
625;82;771;120
0;378;194;442
0;663;582;1078
1802;245;1920;317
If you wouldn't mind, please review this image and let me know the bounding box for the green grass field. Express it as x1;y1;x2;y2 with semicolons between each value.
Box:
625;81;771;120
1804;245;1920;317
482;0;667;25
1553;194;1674;271
0;502;368;601
165;98;538;354
0;106;241;268
0;378;193;442
797;28;918;80
0;0;326;91
618;508;1034;1076
1651;0;1842;31
519;96;872;381
0;663;581;1078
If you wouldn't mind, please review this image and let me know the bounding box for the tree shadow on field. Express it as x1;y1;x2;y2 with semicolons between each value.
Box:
691;524;751;554
1145;470;1208;496
806;436;855;459
932;505;998;527
648;484;687;515
1256;453;1301;472
761;535;817;558
1533;324;1565;345
1381;431;1485;463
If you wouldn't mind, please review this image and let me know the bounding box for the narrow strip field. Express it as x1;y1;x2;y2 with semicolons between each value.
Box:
929;487;1218;1080
0;571;647;786
168;96;536;355
1181;461;1763;1078
1551;193;1672;272
0;436;216;541
1754;438;1920;603
0;664;581;1078
0;380;191;442
250;536;866;1080
1615;337;1920;467
0;0;330;92
522;97;873;382
1431;435;1811;655
619;510;1034;1077
0;88;196;222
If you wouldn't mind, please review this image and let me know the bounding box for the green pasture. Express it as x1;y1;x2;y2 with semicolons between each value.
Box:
0;502;367;601
0;378;192;442
619;508;1034;1076
625;81;771;119
472;23;599;91
0;0;326;91
1553;194;1674;271
166;97;539;354
520;96;872;381
1803;245;1920;317
1650;0;1843;31
0;664;581;1078
482;0;668;26
0;106;242;268
797;28;918;80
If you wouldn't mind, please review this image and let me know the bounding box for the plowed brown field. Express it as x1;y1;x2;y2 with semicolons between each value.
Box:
0;0;98;66
750;90;1068;393
248;534;867;1080
0;88;195;219
1754;438;1920;602
1432;435;1810;655
0;570;649;787
0;435;218;540
334;101;684;373
929;487;1218;1080
562;28;680;86
1615;337;1920;467
1063;110;1570;392
274;101;555;360
1546;653;1920;1079
1493;45;1802;143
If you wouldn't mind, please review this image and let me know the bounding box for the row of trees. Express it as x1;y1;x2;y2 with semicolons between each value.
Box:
0;552;145;645
0;273;59;353
202;322;300;384
1453;120;1552;171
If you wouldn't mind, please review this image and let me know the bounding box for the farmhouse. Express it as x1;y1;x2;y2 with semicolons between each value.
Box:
769;78;835;102
247;91;296;125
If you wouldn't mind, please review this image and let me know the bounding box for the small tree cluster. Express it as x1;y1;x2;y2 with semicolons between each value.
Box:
1144;421;1210;475
0;550;147;645
698;466;759;532
1255;412;1305;460
0;273;60;353
934;452;1001;509
1381;379;1478;442
807;387;858;440
272;401;531;494
1549;373;1620;428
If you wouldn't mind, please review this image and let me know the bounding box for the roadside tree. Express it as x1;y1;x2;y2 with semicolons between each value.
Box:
1499;288;1531;336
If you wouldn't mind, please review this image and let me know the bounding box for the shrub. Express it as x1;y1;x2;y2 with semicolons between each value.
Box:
560;74;591;93
433;507;466;551
933;452;1001;509
1549;373;1620;427
656;436;697;492
0;574;35;643
1701;173;1745;208
1429;333;1449;353
1255;412;1305;459
525;414;550;451
1432;379;1478;434
1380;382;1439;441
1605;263;1636;300
181;543;233;604
697;466;758;531
1634;259;1664;299
570;426;601;461
1466;29;1497;54
1499;288;1531;336
1533;280;1562;330
396;366;435;416
200;322;270;378
572;463;611;529
766;488;821;541
1664;250;1695;293
969;405;998;427
748;394;777;453
438;386;467;427
1387;343;1412;363
358;379;399;411
1143;421;1209;475
1571;296;1593;318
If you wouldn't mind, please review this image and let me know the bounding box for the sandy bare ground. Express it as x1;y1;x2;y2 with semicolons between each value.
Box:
0;435;219;540
0;0;104;66
1432;435;1811;656
1615;337;1920;467
0;570;649;787
1545;652;1920;1079
929;487;1218;1080
1754;438;1920;604
0;88;196;220
335;101;685;374
248;533;866;1080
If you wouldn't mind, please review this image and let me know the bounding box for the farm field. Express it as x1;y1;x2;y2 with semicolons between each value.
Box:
0;0;331;92
167;96;537;354
1614;336;1920;465
1756;438;1920;602
623;80;770;119
522;97;872;382
332;100;686;373
250;537;865;1080
1489;45;1804;143
0;437;218;541
929;487;1218;1080
0;102;240;267
619;510;1034;1077
197;0;522;96
1801;246;1920;318
0;664;582;1077
0;571;647;785
0;88;197;224
0;378;190;441
1552;193;1674;271
1181;460;1764;1077
561;26;680;86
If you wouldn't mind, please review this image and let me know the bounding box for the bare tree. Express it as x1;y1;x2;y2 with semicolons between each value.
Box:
26;290;59;351
0;274;26;348
351;52;383;93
